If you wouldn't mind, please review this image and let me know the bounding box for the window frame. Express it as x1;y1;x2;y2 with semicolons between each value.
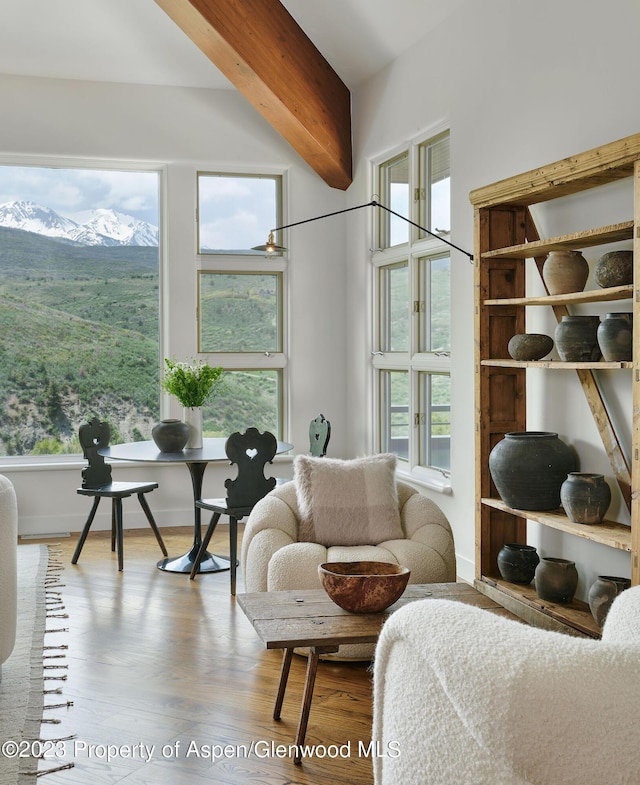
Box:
196;171;283;256
195;169;289;442
0;154;166;465
371;129;452;492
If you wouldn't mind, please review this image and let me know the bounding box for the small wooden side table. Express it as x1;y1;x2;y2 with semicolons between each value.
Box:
237;583;518;763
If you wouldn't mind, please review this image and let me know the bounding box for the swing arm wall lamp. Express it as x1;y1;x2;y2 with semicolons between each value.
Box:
251;198;473;261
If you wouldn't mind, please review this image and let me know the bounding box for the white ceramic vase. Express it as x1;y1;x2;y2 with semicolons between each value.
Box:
183;406;203;449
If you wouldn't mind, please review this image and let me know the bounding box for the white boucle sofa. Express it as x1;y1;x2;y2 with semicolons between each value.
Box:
0;474;18;678
372;585;640;785
240;479;456;659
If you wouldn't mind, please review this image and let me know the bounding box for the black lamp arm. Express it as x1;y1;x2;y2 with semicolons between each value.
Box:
372;200;474;261
269;199;473;261
271;200;377;233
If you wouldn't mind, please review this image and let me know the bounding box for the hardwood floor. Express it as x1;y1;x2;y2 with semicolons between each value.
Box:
28;526;375;784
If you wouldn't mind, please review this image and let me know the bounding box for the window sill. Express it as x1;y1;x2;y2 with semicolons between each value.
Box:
396;465;452;495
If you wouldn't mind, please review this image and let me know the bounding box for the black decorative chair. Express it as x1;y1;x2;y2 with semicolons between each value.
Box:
72;417;167;571
309;413;331;457
191;427;277;593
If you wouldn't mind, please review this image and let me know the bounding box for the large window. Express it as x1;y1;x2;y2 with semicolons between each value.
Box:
0;164;160;456
373;131;451;480
197;173;286;438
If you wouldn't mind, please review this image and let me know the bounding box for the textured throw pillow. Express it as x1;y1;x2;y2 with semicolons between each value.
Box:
294;453;403;546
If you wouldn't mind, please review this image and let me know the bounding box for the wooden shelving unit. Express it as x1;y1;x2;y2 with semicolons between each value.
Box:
470;133;640;638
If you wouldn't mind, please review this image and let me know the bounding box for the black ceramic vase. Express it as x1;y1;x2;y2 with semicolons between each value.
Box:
560;472;611;524
534;557;579;604
554;315;601;362
152;419;190;452
588;575;631;626
488;431;577;511
597;312;633;362
497;543;540;584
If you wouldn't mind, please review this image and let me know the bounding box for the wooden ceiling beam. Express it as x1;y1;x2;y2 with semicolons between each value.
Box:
154;0;352;190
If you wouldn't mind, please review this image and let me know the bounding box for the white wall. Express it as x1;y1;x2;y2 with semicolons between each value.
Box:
0;74;348;536
348;0;640;591
4;0;639;597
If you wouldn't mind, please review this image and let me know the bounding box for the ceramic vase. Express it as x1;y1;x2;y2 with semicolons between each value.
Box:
560;472;611;524
183;406;203;449
597;312;633;362
588;575;631;626
554;315;601;362
488;431;577;511
593;250;633;288
497;543;540;584
534;557;579;604
542;250;589;295
151;418;190;453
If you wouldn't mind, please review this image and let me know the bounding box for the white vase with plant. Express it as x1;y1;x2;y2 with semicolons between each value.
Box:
160;358;224;449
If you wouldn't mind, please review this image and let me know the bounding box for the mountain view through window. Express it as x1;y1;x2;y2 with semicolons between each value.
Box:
0;165;160;456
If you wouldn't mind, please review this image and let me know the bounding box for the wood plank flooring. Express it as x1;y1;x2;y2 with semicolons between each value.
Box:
26;526;375;784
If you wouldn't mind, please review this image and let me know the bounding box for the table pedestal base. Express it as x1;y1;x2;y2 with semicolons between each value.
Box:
157;547;230;574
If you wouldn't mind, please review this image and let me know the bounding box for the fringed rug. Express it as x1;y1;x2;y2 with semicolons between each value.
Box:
0;544;74;782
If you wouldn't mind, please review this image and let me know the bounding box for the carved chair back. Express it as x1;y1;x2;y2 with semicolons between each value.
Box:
309;413;331;457
224;428;277;508
79;417;112;488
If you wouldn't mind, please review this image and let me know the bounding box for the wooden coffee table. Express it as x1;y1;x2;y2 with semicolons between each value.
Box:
237;582;518;763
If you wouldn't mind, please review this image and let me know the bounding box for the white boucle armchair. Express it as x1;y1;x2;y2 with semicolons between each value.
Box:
0;474;18;678
372;585;640;785
240;479;456;659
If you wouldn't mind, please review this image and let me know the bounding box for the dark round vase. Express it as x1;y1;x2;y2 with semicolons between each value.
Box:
560;472;611;524
497;543;540;584
534;557;579;604
554;315;601;362
593;250;633;288
152;418;190;452
588;575;631;626
597;312;633;362
488;431;577;511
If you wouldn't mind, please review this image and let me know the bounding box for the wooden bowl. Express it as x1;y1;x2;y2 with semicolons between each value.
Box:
318;561;410;613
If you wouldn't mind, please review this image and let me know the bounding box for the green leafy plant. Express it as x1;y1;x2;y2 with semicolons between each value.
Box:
161;358;224;408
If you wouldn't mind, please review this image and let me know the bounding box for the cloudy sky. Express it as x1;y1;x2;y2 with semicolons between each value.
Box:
197;173;278;252
0;164;159;225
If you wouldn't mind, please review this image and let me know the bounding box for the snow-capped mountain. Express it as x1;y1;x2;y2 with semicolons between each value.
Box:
0;200;158;246
72;208;159;246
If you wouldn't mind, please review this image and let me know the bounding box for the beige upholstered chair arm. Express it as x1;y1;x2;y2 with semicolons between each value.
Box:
601;584;640;644
240;488;298;592
373;593;640;785
0;474;17;668
398;486;456;581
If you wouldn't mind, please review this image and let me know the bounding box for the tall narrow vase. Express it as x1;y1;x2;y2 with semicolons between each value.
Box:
183;406;203;449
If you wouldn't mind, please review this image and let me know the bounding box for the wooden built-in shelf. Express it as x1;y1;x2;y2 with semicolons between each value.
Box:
481;497;632;551
481;359;632;370
472;133;640;639
484;284;633;306
476;576;601;638
481;221;634;260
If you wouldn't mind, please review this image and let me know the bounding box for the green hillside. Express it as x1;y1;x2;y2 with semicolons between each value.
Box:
0;228;159;454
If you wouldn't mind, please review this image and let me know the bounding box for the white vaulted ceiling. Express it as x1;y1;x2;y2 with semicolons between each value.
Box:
0;0;466;90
